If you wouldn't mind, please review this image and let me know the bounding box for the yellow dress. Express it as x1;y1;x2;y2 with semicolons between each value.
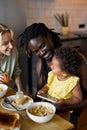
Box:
47;71;80;99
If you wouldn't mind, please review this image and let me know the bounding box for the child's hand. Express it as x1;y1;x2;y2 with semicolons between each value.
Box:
37;90;45;95
37;85;49;95
56;99;65;106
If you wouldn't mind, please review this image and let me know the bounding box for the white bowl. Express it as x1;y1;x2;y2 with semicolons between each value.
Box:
26;102;56;123
0;84;8;98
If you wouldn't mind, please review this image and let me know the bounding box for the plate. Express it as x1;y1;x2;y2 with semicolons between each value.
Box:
1;95;33;111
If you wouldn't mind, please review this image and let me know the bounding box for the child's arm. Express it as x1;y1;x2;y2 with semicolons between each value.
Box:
37;84;49;94
56;83;83;105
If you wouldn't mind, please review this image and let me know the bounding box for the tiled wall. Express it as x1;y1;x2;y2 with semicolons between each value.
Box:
26;0;87;32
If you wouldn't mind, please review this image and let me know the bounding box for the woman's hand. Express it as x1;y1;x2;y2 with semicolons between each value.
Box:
0;74;5;83
0;72;10;83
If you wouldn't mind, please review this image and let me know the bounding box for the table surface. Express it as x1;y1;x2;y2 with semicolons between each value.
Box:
0;87;74;130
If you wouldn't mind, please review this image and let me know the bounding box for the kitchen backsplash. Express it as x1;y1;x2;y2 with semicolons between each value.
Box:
26;0;87;32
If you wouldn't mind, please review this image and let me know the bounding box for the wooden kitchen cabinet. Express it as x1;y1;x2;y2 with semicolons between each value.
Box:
60;32;87;58
80;39;87;58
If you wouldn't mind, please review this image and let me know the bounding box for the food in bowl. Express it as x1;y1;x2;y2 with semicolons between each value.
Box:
26;102;56;123
0;84;8;98
29;105;53;116
0;87;4;92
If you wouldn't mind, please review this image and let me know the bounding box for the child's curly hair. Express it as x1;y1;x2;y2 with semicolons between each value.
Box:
54;46;82;75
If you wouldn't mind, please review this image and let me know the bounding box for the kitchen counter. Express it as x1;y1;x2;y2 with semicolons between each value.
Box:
59;30;87;58
60;31;87;41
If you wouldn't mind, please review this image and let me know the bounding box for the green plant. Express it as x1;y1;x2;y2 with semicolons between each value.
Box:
54;12;69;27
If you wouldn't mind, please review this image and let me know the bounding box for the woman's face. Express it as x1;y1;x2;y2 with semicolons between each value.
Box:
0;32;14;56
29;36;54;61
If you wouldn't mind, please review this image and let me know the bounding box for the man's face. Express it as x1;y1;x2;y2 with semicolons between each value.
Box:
0;32;14;56
29;36;54;61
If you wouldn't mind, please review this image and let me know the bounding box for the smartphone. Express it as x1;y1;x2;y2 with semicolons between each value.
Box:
37;94;57;103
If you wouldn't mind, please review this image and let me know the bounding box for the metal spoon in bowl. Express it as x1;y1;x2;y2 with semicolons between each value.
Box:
4;97;19;111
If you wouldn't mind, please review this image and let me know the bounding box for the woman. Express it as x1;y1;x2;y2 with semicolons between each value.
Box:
0;23;30;95
19;23;87;113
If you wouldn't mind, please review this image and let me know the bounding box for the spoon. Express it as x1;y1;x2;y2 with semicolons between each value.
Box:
4;98;26;119
4;97;19;111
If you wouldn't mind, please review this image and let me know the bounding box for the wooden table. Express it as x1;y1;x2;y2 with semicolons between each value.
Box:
0;88;74;130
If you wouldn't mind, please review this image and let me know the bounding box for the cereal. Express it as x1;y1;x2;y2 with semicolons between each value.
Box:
0;88;3;92
29;105;53;116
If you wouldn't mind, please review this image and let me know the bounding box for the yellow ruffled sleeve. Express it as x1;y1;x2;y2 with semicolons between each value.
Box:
47;71;54;88
61;76;80;99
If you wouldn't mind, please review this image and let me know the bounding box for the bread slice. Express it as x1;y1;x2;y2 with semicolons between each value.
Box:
0;111;19;129
3;72;10;83
13;96;29;105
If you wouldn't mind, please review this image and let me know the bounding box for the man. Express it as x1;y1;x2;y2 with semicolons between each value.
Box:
19;23;87;115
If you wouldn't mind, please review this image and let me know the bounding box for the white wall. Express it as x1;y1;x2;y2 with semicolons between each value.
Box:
27;0;87;32
0;0;27;36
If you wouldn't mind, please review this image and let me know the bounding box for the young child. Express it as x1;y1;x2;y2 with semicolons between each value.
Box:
37;46;83;106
